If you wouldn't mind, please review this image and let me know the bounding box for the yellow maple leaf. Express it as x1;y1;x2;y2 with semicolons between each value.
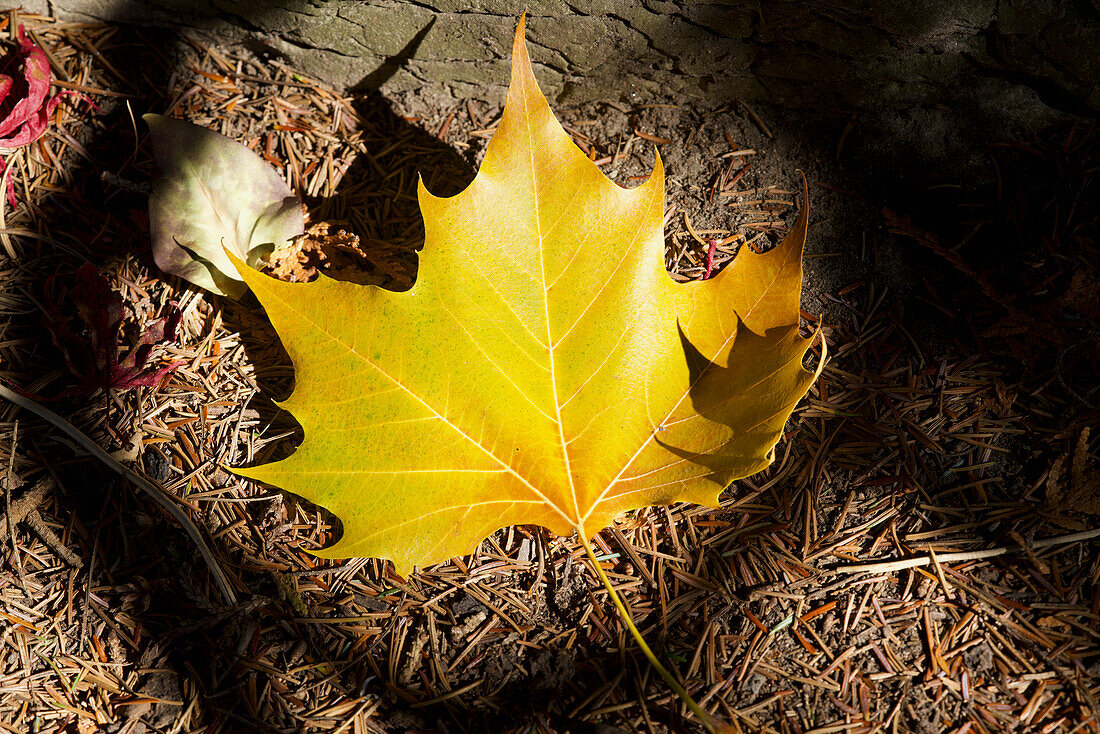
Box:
232;18;820;575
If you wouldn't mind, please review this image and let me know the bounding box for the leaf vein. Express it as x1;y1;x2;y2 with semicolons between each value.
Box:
441;304;555;423
252;277;573;527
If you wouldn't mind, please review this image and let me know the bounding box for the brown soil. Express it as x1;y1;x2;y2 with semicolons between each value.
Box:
0;9;1097;734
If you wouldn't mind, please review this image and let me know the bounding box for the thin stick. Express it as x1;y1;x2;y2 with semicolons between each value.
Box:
0;476;49;532
25;509;83;567
579;532;733;734
3;420;28;592
0;148;16;259
0;383;237;602
837;529;1100;574
736;99;772;139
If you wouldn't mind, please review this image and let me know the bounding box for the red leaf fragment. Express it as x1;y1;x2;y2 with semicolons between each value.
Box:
43;264;182;395
0;24;96;208
0;25;52;140
703;237;719;279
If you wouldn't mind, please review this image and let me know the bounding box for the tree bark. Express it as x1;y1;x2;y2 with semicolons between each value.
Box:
44;0;1098;124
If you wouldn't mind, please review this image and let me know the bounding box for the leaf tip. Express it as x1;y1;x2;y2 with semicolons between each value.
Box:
308;544;349;561
415;171;438;205
509;14;535;94
514;12;527;52
222;461;256;488
223;246;246;273
641;146;666;193
142;113;171;140
223;247;258;292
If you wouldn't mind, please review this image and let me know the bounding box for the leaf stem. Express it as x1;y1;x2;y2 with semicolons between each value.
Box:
578;532;729;733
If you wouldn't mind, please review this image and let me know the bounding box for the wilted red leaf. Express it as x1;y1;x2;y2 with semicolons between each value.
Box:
0;24;94;208
43;264;182;395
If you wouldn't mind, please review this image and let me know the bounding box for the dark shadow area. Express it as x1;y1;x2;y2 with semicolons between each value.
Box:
655;321;815;479
352;16;436;93
0;20;326;734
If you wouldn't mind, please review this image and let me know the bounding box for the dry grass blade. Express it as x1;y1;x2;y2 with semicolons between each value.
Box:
837;529;1100;574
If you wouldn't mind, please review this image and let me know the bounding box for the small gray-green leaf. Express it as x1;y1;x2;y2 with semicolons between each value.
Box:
145;114;304;298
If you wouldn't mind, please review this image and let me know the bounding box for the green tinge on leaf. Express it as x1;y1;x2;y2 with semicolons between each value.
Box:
145;114;304;298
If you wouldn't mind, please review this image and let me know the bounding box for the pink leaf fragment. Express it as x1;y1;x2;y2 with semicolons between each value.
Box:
0;24;95;208
0;25;53;140
703;238;719;280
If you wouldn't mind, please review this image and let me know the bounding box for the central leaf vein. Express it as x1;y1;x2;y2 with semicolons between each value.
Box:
522;83;580;524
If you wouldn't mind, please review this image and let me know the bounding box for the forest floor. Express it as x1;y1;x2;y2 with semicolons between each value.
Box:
0;10;1098;734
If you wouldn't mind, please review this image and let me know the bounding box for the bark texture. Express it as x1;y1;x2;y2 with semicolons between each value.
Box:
44;0;1099;122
